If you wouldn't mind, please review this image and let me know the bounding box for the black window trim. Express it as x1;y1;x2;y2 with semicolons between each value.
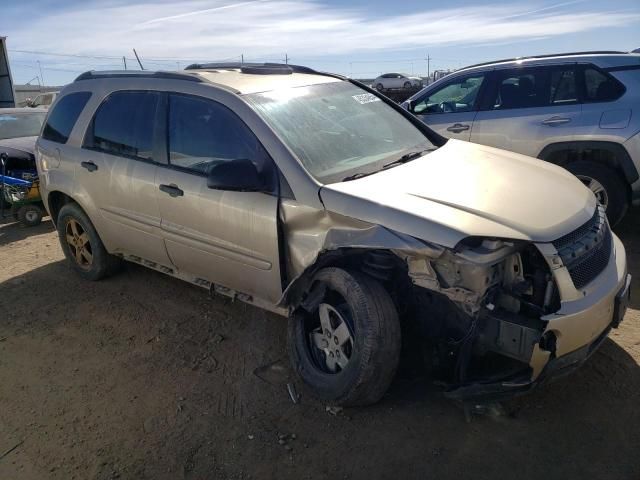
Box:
81;89;163;164
159;91;279;194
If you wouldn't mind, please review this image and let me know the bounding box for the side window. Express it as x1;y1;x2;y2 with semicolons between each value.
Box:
41;91;92;144
413;74;485;114
583;67;624;102
550;69;577;104
167;94;268;176
41;94;53;106
492;69;544;110
84;91;158;161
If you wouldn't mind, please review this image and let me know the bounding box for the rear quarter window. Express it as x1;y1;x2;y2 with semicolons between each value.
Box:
41;92;92;144
583;67;625;102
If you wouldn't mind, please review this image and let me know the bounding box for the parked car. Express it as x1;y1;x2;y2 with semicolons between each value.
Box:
0;108;48;225
36;64;629;406
27;91;58;109
403;51;640;226
0;107;47;140
373;73;422;91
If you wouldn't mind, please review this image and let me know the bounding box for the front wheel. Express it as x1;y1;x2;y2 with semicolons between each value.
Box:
56;203;122;280
288;268;401;406
16;204;43;227
403;81;412;89
566;161;628;226
375;83;384;91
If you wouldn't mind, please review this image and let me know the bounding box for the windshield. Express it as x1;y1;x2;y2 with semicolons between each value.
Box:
0;112;46;140
245;82;434;183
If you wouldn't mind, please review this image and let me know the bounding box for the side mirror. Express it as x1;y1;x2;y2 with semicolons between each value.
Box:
405;100;414;112
207;158;264;192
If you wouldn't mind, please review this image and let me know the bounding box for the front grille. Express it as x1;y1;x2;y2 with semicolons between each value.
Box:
553;206;612;290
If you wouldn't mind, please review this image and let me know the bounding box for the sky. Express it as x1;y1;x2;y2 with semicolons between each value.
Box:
2;0;639;86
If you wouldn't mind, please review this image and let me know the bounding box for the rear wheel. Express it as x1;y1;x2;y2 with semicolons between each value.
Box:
566;161;627;226
288;268;401;406
57;203;122;280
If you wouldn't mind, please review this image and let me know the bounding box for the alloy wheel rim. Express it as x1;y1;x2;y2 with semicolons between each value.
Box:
25;211;38;222
577;175;608;210
65;219;93;270
309;303;354;373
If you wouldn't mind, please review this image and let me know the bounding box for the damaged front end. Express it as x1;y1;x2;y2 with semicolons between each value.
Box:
401;238;562;399
280;201;627;402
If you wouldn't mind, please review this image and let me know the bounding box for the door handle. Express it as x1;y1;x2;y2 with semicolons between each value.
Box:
159;184;184;197
446;123;470;133
542;116;571;126
80;161;98;172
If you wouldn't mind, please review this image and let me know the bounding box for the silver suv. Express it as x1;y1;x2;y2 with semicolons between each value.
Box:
404;51;640;226
36;64;630;406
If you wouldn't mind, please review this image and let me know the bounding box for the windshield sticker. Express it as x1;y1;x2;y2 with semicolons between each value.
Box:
352;93;381;105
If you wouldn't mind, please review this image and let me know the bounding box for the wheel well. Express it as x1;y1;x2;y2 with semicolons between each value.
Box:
47;191;76;225
538;141;637;190
282;248;407;309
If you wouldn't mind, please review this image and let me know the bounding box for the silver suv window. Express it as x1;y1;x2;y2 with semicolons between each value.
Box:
83;91;158;161
168;93;267;175
413;74;485;114
41;92;91;144
245;82;432;183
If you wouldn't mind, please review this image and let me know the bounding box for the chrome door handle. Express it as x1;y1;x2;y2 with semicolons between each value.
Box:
80;161;98;172
542;117;571;126
447;123;470;133
159;183;184;197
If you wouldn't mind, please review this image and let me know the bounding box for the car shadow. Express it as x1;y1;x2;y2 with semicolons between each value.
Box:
0;218;54;247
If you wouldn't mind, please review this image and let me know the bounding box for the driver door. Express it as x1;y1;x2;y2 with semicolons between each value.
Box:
155;92;283;304
410;72;487;141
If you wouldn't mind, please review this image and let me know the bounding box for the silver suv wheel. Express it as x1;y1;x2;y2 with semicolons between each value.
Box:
311;303;354;372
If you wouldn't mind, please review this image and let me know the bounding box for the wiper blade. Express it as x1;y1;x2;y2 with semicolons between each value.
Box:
342;172;373;181
383;148;436;169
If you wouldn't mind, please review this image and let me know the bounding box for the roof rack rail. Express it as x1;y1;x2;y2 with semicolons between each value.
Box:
184;62;319;74
463;51;629;70
74;70;204;83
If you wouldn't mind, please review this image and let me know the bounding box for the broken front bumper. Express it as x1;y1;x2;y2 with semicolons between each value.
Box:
446;234;630;401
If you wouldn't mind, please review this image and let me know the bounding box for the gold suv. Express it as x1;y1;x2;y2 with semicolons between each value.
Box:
36;64;630;406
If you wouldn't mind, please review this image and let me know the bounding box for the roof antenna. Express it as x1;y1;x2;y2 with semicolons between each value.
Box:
133;49;145;70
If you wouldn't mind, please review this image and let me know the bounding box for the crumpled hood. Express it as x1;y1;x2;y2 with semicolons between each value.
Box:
320;139;596;248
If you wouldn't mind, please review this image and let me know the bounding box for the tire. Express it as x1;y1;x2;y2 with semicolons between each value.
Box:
403;81;412;89
566;161;628;226
56;202;122;280
288;267;401;406
16;204;43;227
375;83;384;91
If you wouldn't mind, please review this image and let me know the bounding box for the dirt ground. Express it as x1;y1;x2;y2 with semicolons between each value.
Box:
0;212;639;480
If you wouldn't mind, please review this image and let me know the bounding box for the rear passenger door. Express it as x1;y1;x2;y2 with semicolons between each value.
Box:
76;90;172;267
471;65;582;157
410;73;487;141
155;93;283;303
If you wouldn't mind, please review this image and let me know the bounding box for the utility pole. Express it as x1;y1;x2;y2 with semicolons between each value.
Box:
123;56;127;70
241;54;244;64
37;60;45;86
426;54;431;81
133;48;144;70
284;53;289;65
